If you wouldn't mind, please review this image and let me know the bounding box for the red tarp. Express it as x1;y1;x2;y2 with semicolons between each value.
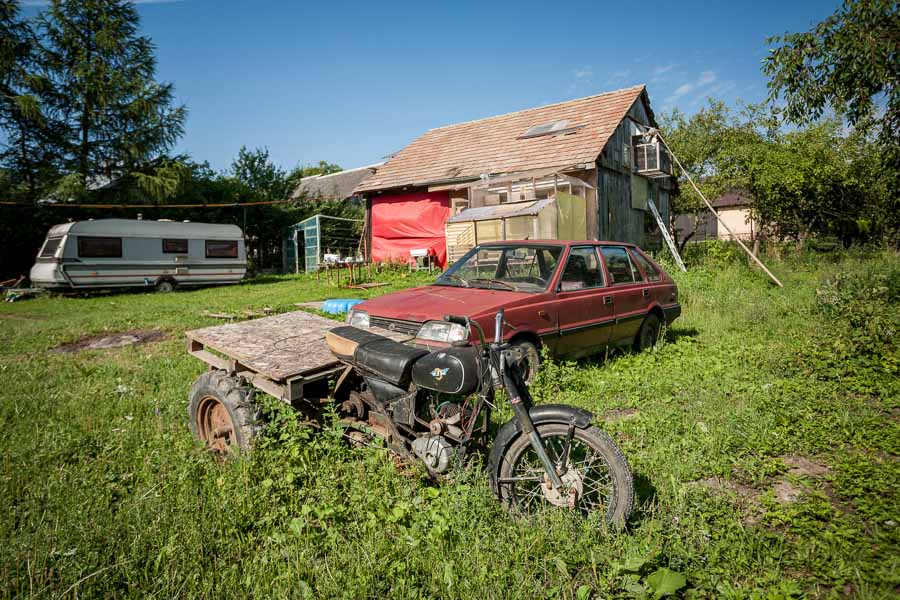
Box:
370;191;450;267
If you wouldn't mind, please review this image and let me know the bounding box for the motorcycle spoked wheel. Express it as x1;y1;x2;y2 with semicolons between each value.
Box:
495;423;634;527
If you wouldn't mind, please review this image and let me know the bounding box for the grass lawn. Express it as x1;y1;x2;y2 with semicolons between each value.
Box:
1;251;897;599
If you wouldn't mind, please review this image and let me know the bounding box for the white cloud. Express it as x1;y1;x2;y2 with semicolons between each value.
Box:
652;64;675;76
697;70;717;87
574;66;594;80
663;70;718;107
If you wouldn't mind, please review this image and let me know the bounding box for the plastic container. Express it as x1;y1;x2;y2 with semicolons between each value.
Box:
321;298;363;315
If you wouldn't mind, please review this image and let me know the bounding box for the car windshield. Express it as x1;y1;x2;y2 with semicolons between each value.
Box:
434;244;564;293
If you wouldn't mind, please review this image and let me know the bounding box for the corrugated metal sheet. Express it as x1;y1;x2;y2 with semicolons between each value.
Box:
446;199;555;224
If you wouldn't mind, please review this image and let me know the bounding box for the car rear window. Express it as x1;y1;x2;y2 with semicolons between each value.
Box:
630;249;661;282
600;246;640;285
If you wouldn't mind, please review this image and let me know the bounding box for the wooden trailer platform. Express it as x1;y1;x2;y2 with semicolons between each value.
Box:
185;310;411;403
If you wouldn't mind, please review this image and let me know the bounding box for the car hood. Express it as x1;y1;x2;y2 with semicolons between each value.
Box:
356;285;534;323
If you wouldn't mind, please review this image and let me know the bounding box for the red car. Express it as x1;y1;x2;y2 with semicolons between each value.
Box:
347;241;680;382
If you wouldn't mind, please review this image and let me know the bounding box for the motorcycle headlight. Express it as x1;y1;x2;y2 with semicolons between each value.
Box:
415;320;469;344
347;309;369;328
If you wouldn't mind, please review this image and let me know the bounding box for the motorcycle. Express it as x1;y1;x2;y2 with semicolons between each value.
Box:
326;309;634;526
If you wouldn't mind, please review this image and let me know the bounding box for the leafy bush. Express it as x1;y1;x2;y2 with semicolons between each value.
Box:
815;263;899;358
682;240;744;267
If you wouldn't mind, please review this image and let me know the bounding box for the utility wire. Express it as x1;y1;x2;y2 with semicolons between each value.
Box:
0;199;298;208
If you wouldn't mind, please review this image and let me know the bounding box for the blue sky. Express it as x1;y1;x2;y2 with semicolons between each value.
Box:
23;0;841;173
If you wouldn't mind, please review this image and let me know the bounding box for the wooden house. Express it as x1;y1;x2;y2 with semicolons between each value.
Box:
354;84;674;267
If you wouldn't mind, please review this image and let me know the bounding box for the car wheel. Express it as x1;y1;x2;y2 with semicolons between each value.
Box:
634;313;661;352
511;340;540;386
155;279;175;293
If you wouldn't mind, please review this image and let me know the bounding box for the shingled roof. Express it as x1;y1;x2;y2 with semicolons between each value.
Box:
356;85;648;193
292;164;379;201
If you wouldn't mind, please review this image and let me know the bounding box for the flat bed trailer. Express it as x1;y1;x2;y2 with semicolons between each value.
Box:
185;309;410;405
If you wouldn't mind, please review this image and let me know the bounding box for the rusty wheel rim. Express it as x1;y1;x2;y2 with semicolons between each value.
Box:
197;395;235;453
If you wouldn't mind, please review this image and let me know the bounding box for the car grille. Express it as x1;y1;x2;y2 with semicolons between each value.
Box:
370;316;422;336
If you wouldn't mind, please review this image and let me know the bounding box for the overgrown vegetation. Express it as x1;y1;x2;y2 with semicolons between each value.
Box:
1;249;897;598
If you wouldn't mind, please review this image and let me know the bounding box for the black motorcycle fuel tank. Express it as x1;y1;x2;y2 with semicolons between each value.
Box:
411;345;481;395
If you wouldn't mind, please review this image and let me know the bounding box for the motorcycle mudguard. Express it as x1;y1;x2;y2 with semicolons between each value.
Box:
487;404;594;492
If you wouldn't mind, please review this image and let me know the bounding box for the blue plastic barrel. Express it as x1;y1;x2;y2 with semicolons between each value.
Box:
321;298;363;315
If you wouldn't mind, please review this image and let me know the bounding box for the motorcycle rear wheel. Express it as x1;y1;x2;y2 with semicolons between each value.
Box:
495;423;634;527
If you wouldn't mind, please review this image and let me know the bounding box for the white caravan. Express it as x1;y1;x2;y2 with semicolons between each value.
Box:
30;218;247;292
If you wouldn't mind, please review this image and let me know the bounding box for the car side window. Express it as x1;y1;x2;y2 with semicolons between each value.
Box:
630;249;661;282
559;246;605;291
600;246;640;285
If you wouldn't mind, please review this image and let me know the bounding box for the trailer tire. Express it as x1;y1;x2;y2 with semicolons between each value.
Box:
188;371;260;455
155;278;176;293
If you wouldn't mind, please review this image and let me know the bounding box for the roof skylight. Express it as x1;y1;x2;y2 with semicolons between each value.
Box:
518;119;583;139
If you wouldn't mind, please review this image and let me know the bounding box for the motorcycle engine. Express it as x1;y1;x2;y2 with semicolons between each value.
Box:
411;435;454;474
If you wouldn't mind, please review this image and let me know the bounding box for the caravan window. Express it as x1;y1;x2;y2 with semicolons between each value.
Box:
206;240;238;258
163;238;189;254
40;237;62;258
78;237;122;258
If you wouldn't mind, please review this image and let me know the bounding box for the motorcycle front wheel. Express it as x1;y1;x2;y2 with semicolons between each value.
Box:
495;423;634;527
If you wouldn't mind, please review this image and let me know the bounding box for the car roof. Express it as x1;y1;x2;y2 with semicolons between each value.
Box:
478;239;638;248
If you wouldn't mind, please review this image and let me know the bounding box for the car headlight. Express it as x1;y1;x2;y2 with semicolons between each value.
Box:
415;320;469;344
347;309;370;328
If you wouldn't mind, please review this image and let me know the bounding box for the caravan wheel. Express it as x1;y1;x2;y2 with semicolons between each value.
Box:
155;279;176;293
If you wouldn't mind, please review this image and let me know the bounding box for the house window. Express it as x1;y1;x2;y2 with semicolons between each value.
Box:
206;240;238;258
451;198;469;215
78;236;122;258
162;238;189;254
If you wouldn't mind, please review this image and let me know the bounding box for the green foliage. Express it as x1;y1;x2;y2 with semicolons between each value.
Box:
659;100;758;217
0;251;898;597
763;0;900;159
762;0;900;244
0;0;58;201
37;0;187;197
811;262;899;381
230;146;290;201
681;240;743;266
661;100;896;245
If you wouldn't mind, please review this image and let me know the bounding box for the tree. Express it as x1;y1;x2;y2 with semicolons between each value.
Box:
662;99;889;247
763;0;900;160
230;146;289;201
659;100;762;249
38;0;186;199
0;1;60;201
284;160;343;196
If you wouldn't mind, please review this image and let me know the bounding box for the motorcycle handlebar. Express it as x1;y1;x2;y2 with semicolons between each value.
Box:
444;314;468;326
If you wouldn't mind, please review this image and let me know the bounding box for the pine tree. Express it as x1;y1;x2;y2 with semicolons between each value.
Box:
0;0;58;201
39;0;187;199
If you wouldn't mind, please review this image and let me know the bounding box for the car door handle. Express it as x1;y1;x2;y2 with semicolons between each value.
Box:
642;289;649;298
603;296;613;305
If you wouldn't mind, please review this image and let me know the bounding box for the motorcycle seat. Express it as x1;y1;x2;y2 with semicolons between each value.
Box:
326;326;428;387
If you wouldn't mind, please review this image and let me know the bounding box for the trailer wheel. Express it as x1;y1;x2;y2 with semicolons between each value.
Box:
188;371;259;455
155;278;176;293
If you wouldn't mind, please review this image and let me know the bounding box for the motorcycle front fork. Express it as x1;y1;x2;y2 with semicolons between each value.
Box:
496;352;565;490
